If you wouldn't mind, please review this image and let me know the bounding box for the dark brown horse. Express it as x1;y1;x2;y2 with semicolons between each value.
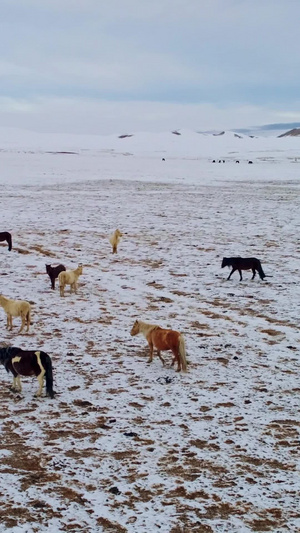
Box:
221;257;267;281
46;264;66;290
0;345;55;398
0;232;12;251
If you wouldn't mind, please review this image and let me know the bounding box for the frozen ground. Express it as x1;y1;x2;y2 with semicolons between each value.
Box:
0;132;299;532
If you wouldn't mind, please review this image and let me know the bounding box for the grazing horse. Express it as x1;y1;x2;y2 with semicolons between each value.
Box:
0;345;55;398
221;257;267;281
0;295;31;333
109;229;123;254
0;231;12;251
130;320;187;372
46;264;66;290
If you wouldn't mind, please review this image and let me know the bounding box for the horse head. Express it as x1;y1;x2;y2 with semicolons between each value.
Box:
130;320;140;336
221;258;228;268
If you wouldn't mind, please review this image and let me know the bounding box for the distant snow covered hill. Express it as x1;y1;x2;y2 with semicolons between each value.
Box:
0;127;299;160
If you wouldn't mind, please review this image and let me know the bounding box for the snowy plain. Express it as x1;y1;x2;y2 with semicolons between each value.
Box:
0;129;299;532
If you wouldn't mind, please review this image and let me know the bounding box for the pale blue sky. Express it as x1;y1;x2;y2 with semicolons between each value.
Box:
1;0;300;134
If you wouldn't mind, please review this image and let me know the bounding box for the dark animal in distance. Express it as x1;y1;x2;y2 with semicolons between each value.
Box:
46;264;66;290
248;160;253;164
221;257;267;281
0;345;55;398
0;232;12;251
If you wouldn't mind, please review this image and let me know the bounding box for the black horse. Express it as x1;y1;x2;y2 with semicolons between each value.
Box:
46;264;66;290
221;257;267;281
0;232;12;251
0;345;55;398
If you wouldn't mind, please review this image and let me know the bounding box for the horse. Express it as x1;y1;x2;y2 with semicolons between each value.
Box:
0;231;12;251
46;264;66;290
109;229;123;254
130;320;187;372
0;295;31;333
58;265;83;297
221;257;267;281
0;345;55;398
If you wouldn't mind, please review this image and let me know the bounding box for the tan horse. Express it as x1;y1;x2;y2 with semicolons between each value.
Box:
109;229;123;254
0;295;31;333
58;265;83;297
130;320;187;372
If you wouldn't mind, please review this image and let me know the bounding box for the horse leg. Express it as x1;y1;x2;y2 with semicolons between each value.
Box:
8;314;13;331
227;268;235;280
12;375;22;392
51;275;55;290
18;314;25;333
251;269;256;280
74;281;78;294
172;349;181;372
36;370;45;397
148;342;154;363
60;284;64;297
112;245;117;254
238;269;243;281
157;350;165;366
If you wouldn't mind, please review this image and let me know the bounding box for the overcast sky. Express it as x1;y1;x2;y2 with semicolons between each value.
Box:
1;0;300;135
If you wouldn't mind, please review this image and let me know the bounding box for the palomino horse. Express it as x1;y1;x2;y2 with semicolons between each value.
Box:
130;320;187;372
109;229;123;254
0;345;55;398
0;295;31;333
0;232;12;251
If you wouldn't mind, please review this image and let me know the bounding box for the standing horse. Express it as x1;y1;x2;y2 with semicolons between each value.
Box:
0;295;31;333
0;345;55;398
109;229;123;254
0;232;12;251
130;320;187;372
46;264;66;290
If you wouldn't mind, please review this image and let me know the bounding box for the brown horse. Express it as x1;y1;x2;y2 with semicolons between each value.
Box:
130;320;187;372
0;345;55;398
0;232;12;251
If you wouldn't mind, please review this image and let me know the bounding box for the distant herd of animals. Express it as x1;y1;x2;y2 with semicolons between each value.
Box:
0;228;270;399
212;159;253;164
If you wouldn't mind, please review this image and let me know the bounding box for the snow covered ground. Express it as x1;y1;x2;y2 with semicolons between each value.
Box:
0;130;299;532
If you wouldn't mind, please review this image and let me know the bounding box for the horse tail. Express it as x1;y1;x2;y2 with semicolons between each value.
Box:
40;352;55;399
257;260;266;280
7;233;12;251
178;335;187;372
27;307;31;327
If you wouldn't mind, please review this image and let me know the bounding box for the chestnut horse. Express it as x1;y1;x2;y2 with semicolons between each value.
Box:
0;345;55;398
130;320;187;372
0;232;12;251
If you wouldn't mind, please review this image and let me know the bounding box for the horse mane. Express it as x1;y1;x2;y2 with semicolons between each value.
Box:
138;321;161;335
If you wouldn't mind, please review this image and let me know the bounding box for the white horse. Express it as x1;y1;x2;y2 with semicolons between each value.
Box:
0;295;31;333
